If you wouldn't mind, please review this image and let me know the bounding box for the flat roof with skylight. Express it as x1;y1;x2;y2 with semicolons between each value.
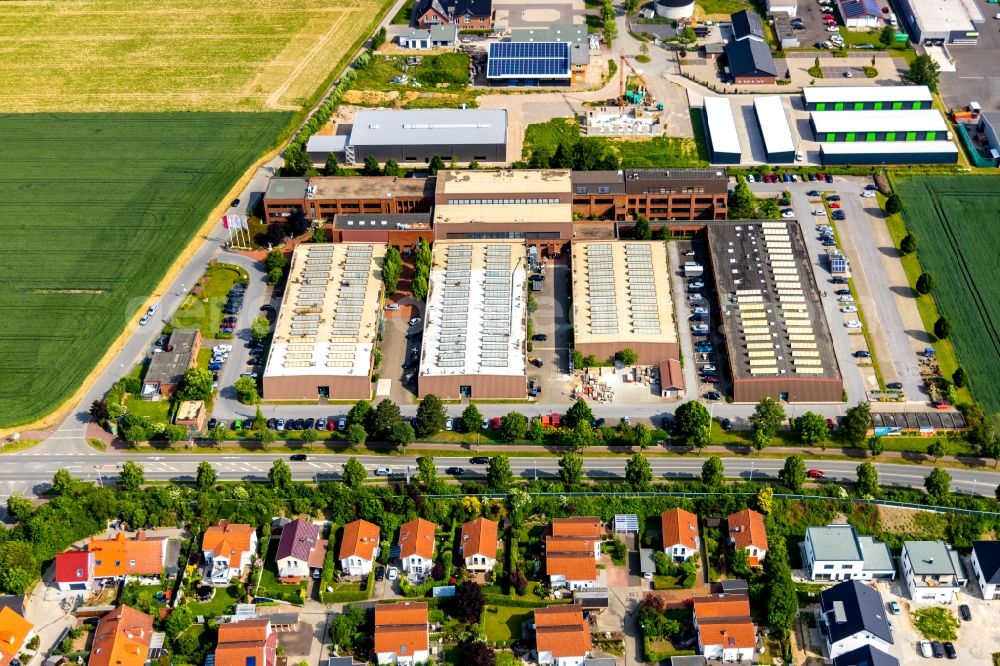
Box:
707;221;839;381
419;241;527;379
265;243;385;379
570;241;677;346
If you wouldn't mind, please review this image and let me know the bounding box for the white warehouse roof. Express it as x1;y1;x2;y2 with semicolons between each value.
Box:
802;85;932;105
704;96;742;156
349;109;508;147
812;110;948;134
754;96;795;155
821;141;958;155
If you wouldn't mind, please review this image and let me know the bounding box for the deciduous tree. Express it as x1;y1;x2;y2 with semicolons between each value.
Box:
177;367;214;401
500;412;528;442
625;453;652;489
868;435;885;457
794;411;828;444
454;581;486;623
618;348;639;366
414;394;446;437
369;399;401;438
487;454;513;491
559;453;584;486
927;438;947;462
347;424;367;449
924;466;951;497
701;456;725;487
342;457;367;488
251;316;271;341
417;457;437;488
563;400;594;430
268;459;292;490
675;400;711;444
841;401;873;446
388;421;415;448
462;403;483;434
196;462;217;491
751;397;786;440
915;272;934;295
234;376;258;404
779;455;806;492
856;461;879;496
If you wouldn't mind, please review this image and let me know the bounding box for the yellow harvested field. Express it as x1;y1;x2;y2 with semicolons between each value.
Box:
0;0;389;112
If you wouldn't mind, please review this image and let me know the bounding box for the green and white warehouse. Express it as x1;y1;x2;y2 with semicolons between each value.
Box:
801;85;933;112
811;110;949;142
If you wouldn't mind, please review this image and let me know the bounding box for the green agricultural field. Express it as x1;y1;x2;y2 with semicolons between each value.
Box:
895;175;1000;411
0;112;291;428
0;0;392;112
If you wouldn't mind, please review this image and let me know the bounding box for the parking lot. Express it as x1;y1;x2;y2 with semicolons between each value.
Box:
871;576;1000;665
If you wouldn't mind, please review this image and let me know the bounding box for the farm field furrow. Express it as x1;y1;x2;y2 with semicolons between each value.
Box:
0;112;291;428
895;175;1000;411
0;0;387;112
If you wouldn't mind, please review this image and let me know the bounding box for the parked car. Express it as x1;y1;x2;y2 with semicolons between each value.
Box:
831;277;848;284
807;469;826;479
705;391;722;400
888;600;901;614
385;303;400;311
808;172;818;181
812;209;827;216
529;274;545;282
930;641;944;658
532;334;548;341
375;566;385;581
830;202;842;209
781;209;795;218
845;320;862;329
482;418;490;430
861;190;876;198
692;307;709;315
408;317;422;326
337;416;347;430
959;604;972;621
826;173;834;183
208;362;223;371
276;418;285;431
919;641;933;658
887;382;904;390
387;567;399;581
233;419;243;430
841;306;858;313
139;314;151;326
491;417;501;430
702;375;721;384
837;296;855;304
688;279;705;289
290;454;308;461
854;350;871;358
316;418;327;431
445;417;453;431
721;418;732;430
208;418;218;430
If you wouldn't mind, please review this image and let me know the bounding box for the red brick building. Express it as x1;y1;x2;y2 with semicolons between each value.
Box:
571;169;729;221
263;176;433;223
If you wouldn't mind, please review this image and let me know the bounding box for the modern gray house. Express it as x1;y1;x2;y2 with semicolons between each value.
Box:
345;109;508;164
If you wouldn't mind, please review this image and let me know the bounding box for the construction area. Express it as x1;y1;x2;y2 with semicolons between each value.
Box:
582;52;665;137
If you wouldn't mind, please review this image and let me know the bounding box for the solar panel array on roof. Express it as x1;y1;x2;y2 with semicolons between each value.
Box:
487;42;571;79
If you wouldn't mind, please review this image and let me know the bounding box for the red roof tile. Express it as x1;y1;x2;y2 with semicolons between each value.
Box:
55;550;92;583
374;603;428;658
202;521;256;562
0;607;33;666
551;517;602;538
534;606;591;658
728;509;768;554
461;517;498;560
546;553;597;581
398;518;436;560
88;605;153;666
339;520;380;562
696;619;757;650
661;508;699;550
692;594;751;620
88;532;166;578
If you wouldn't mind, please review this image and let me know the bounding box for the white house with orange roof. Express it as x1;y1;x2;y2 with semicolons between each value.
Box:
398;519;436;578
202;520;258;585
339;519;381;576
460;517;498;572
533;605;592;666
662;508;699;561
0;606;34;666
727;509;768;566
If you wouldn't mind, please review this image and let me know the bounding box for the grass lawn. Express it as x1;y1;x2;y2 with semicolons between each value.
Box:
0;0;393;112
652;574;683;589
891;176;1000;409
256;541;307;604
391;0;414;24
119;583;168;615
913;607;959;640
694;0;750;17
0;113;289;428
484;606;530;643
523;118;706;167
186;584;239;617
124;396;173;422
352;54;470;91
197;348;214;371
171;263;249;337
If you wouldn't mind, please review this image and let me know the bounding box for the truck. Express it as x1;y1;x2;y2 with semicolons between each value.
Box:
683;262;704;277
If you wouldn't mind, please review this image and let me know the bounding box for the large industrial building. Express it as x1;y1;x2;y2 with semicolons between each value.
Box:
432;169;574;253
263;243;386;400
707;222;843;403
486;42;573;87
330;213;433;249
811;110;949;142
344;109;507;164
754;96;795;163
571;169;729;221
417;241;528;399
801;85;933;111
894;0;983;44
263;176;433;223
704;97;743;164
570;241;678;365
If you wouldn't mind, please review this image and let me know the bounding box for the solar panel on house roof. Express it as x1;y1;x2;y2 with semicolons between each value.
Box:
487;41;571;79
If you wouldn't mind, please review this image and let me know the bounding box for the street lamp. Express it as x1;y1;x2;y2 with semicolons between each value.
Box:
94;465;103;488
749;459;755;484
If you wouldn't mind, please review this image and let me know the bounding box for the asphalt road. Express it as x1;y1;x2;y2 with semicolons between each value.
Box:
1;451;996;499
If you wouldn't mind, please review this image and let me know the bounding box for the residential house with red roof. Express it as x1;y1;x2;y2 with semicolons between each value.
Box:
88;532;169;580
54;550;95;592
460;517;498;573
533;605;591;666
275;519;326;582
546;517;602;590
398;519;436;578
662;508;699;561
339;519;381;577
202;520;258;585
88;605;154;666
0;606;34;666
692;594;757;662
727;509;768;567
375;602;429;666
214;619;278;666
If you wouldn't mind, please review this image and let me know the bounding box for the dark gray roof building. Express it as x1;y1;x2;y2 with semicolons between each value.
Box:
725;39;777;79
731;9;765;41
833;645;899;666
972;541;1000;584
142;329;199;394
819;580;893;646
